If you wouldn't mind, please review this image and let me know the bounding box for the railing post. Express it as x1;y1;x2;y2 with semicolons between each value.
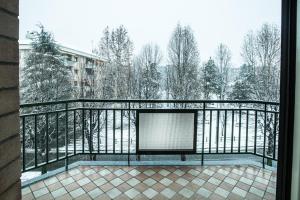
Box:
263;103;267;168
22;117;26;171
201;102;205;166
65;103;69;171
128;102;131;166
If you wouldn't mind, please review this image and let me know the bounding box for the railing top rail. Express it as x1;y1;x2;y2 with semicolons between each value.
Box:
20;98;280;108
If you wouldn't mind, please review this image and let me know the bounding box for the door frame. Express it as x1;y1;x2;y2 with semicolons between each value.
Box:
277;0;297;199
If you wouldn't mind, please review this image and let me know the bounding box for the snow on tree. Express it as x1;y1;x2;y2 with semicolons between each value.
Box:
215;43;231;101
166;24;200;101
131;44;162;100
20;24;74;173
230;64;255;100
21;24;73;103
241;23;281;165
200;58;221;100
94;25;134;100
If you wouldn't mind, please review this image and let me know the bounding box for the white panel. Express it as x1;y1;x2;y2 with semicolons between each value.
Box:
139;113;195;150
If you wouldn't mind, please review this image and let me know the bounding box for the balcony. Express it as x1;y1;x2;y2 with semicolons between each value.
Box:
20;99;279;199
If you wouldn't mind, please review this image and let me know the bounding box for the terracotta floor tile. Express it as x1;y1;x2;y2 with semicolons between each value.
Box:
22;164;277;200
65;182;80;192
47;182;63;192
117;182;132;192
82;182;97;192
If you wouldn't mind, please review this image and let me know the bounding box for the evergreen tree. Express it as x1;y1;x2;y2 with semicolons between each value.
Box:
201;58;221;99
21;24;73;103
230;64;255;100
20;25;73;173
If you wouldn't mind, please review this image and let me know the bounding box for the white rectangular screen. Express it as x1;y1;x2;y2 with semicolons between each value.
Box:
138;112;195;152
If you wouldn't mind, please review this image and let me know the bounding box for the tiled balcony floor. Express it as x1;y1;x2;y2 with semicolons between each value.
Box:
22;165;276;200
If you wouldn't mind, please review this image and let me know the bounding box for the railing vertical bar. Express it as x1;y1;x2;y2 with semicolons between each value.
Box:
97;109;100;154
201;102;205;165
224;110;227;153
56;112;59;160
128;102;131;166
89;109;92;154
254;110;258;155
34;115;37;168
81;108;85;153
238;109;241;153
22;116;26;171
113;110;115;154
82;109;85;153
246;110;249;153
263;103;267;168
65;103;69;171
46;113;49;164
121;110;123;154
216;110;219;153
74;110;76;155
209;110;212;153
231;110;234;153
105;110;108;154
273;113;277;160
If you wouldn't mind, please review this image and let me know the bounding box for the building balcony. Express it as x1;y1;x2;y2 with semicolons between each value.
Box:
20;99;279;199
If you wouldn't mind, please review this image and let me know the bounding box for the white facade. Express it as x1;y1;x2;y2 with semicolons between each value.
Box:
19;43;105;98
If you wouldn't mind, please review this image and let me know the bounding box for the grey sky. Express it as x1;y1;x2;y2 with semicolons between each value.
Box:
20;0;281;66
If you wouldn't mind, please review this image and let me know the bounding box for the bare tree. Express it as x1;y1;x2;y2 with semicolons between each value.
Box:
94;25;134;99
133;44;162;99
215;43;231;101
241;23;281;165
167;24;200;101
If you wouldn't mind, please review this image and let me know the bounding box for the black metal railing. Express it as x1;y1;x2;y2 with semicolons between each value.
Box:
20;99;279;172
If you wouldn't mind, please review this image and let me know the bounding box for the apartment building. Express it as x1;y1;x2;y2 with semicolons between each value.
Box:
19;43;105;98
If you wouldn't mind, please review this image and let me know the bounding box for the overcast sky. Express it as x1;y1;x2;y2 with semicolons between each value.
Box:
20;0;281;67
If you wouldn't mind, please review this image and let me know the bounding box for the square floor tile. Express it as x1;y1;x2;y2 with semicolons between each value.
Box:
88;188;103;199
175;178;189;186
160;178;173;186
173;169;185;176
208;177;221;186
214;187;229;198
127;178;140;186
70;188;85;198
159;169;170;176
128;169;141;176
110;178;124;187
232;186;247;198
77;177;91;186
93;177;107;186
143;188;158;199
240;177;253;185
106;188;121;199
179;188;194;198
161;188;176;199
188;169;200;176
33;187;49;198
249;186;265;197
61;177;75;186
125;188;140;199
192;178;205;186
197;188;212;198
114;169;126;176
51;187;67;198
143;169;156;176
143;178;157;186
99;169;111;176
